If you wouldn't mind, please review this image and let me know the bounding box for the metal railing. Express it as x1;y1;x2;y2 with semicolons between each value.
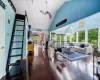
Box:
8;0;16;12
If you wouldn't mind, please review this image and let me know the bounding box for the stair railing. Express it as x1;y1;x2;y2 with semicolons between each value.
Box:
8;0;16;12
20;11;29;69
6;15;16;73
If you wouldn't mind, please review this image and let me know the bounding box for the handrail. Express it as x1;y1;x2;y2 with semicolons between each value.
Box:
25;11;29;23
8;0;16;12
20;14;26;69
0;0;5;9
6;15;17;73
25;11;31;39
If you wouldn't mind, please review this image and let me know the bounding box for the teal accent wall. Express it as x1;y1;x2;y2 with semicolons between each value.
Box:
2;0;15;64
50;0;100;31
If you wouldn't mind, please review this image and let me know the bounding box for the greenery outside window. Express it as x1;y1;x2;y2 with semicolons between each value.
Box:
78;30;85;42
61;34;64;41
72;32;76;42
88;28;98;47
67;33;70;43
57;34;60;41
51;33;55;41
33;36;38;41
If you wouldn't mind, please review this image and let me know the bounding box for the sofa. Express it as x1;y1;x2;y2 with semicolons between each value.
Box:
68;42;93;54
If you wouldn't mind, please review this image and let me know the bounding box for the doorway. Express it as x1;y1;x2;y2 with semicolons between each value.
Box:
0;6;5;79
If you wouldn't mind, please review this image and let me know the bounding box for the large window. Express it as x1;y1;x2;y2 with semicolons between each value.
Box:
33;36;38;44
51;33;55;41
61;34;64;41
88;28;98;46
72;32;76;42
33;36;38;41
78;30;85;42
67;33;70;43
57;34;60;41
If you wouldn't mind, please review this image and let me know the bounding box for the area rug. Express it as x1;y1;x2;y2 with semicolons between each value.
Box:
57;51;89;62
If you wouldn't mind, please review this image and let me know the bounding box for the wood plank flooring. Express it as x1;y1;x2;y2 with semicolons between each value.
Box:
29;46;99;80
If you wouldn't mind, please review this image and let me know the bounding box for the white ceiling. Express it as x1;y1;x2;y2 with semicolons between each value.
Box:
12;0;71;29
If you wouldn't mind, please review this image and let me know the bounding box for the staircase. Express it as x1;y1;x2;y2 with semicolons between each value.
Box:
6;14;26;80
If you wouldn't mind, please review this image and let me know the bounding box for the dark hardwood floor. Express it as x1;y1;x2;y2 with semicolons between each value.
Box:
29;47;57;80
28;45;99;80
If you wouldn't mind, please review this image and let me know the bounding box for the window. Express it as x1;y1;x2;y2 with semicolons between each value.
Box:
78;30;85;42
57;34;60;41
67;34;70;43
33;36;38;41
72;32;76;42
33;36;38;44
88;28;98;46
61;34;64;41
51;33;55;41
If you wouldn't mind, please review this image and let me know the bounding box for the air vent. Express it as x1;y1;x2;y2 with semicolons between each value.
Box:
56;19;67;27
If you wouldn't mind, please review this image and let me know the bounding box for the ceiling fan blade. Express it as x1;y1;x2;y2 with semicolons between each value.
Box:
48;12;52;19
40;10;45;15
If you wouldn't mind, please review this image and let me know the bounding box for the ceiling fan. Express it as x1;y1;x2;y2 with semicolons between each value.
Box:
40;1;52;19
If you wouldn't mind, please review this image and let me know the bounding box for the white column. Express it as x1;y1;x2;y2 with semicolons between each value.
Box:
60;35;61;46
76;32;78;42
98;28;100;52
85;30;88;43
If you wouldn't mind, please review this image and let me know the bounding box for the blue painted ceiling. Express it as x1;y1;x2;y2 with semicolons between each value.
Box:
50;0;100;31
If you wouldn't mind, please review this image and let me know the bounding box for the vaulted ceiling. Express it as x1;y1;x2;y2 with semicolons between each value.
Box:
12;0;71;29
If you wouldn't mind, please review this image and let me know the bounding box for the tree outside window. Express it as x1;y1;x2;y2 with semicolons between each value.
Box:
67;33;71;43
61;34;64;41
51;33;55;41
61;34;64;45
72;32;76;42
57;34;60;41
78;30;85;42
88;28;98;47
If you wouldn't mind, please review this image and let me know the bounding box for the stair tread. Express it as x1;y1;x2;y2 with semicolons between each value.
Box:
16;14;25;20
15;30;24;31
13;41;23;43
13;35;23;36
10;54;21;57
16;25;24;26
16;19;24;22
9;63;20;66
12;47;22;49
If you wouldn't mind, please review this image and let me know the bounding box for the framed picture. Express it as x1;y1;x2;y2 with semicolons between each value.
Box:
79;19;84;27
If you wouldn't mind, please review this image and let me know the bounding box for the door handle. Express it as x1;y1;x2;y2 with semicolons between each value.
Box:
0;46;5;49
